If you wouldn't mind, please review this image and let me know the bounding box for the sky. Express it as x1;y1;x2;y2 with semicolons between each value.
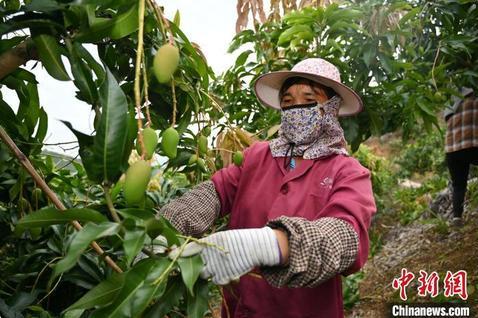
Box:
1;1;242;156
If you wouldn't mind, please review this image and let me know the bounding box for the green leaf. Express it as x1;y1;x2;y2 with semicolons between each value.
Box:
416;99;435;116
234;50;252;69
24;0;64;12
173;10;181;27
145;216;180;245
143;276;184;318
123;226;146;266
16;82;40;136
144;217;164;239
10;68;38;83
362;44;376;68
66;40;98;105
109;4;139;39
61;120;100;182
186;279;209;318
177;255;204;296
65;273;124;311
32;34;70;81
63;309;85;318
169;22;211;86
121;106;138;171
16;207;107;232
52;222;121;279
0;36;27;55
399;7;421;26
93;258;171;318
75;3;138;43
278;25;313;46
34;107;48;143
75;42;105;82
367;109;383;136
0;17;64;37
378;52;394;74
342;118;359;144
0;98;20;135
93;65;130;184
227;29;254;53
117;208;155;221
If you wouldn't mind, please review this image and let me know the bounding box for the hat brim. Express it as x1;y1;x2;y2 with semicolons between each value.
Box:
253;71;363;116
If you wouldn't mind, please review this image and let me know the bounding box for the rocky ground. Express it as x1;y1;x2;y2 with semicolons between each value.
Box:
346;196;478;317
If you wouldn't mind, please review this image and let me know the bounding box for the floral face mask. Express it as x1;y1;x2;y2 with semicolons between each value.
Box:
280;102;322;146
269;95;348;169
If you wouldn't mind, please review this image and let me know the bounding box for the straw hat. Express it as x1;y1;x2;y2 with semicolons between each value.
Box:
253;58;363;116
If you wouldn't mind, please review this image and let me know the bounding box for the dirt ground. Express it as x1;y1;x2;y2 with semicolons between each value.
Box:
346;209;478;317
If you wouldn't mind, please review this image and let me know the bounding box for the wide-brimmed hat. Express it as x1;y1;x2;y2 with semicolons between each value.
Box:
253;58;363;116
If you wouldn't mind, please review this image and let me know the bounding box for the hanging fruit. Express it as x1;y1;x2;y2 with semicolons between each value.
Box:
198;135;208;155
161;127;179;159
197;158;208;173
136;127;158;160
233;151;244;166
202;125;211;137
123;160;152;206
188;154;198;166
31;187;43;202
153;44;179;83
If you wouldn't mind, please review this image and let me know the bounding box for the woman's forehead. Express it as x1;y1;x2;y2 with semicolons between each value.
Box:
284;81;325;93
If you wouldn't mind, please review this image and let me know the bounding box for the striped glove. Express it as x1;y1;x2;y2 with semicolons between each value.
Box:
169;227;282;285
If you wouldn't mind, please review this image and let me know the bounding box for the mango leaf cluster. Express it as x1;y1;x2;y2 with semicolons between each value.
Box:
213;0;478;149
0;0;218;316
14;206;207;317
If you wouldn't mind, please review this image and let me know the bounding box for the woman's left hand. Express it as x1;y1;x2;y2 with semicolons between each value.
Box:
169;227;285;285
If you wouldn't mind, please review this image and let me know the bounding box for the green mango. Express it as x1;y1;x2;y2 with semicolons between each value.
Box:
136;127;158;159
18;197;30;212
202;126;211;137
198;135;208;155
233;151;244;166
153;44;180;83
161;127;179;159
32;187;43;202
197;158;207;173
123;160;152;206
188;154;198;166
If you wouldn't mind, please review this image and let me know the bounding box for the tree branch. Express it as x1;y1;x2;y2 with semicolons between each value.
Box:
103;185;121;223
0;126;123;274
0;39;38;80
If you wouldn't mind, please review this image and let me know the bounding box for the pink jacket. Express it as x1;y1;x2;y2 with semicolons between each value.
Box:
211;141;376;318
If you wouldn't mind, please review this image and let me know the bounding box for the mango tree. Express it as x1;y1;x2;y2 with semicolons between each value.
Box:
0;0;230;316
215;0;478;149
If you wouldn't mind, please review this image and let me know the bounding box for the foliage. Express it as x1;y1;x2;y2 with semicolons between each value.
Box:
342;272;364;310
392;128;447;179
1;0;478;316
1;146;210;317
0;0;218;316
466;178;478;212
353;144;397;213
214;0;478;150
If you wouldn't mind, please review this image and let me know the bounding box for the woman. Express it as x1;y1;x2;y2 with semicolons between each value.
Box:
159;58;376;318
444;87;477;227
